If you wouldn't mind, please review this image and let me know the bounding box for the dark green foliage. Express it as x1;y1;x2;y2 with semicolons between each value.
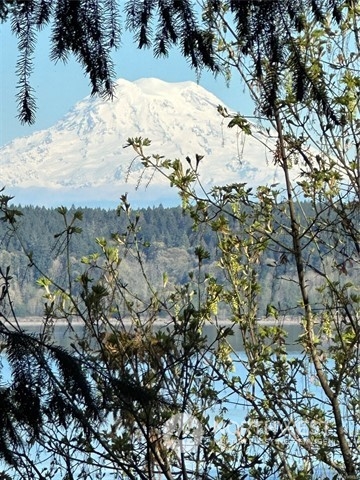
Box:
1;0;217;123
0;324;101;468
2;0;346;123
51;0;119;93
221;0;342;120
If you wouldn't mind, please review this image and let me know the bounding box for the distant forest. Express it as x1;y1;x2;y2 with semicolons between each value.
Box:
0;203;352;318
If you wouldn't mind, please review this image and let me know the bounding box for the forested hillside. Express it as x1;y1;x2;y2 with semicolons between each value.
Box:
0;202;353;318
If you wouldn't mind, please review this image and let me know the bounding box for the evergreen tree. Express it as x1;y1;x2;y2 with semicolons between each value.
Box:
1;0;344;124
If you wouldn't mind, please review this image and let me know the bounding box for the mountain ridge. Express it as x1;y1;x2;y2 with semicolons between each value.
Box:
0;78;280;207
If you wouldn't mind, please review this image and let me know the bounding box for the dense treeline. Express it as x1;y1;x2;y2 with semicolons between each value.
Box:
0;204;204;316
0;202;354;317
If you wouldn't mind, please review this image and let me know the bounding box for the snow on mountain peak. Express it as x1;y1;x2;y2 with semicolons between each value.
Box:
0;78;280;207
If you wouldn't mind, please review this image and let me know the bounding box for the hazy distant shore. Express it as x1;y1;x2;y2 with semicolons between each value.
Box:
14;316;302;327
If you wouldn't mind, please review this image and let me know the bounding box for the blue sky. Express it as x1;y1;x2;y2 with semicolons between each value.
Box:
1;20;254;147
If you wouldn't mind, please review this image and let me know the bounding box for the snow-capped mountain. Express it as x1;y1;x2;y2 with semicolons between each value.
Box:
0;78;280;207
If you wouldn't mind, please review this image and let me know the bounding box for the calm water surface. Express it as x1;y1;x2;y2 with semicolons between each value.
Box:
17;322;305;352
0;323;336;480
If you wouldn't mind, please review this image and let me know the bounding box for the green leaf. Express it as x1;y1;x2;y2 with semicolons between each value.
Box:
227;114;252;134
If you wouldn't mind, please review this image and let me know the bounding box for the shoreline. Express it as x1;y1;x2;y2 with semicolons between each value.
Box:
10;316;303;327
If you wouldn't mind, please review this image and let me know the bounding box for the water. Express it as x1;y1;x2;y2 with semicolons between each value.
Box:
0;322;350;479
7;320;305;351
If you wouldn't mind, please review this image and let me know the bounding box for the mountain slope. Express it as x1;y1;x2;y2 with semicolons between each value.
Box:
0;78;280;207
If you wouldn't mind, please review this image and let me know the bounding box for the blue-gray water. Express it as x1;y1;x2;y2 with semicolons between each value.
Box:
0;323;339;480
15;321;305;351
